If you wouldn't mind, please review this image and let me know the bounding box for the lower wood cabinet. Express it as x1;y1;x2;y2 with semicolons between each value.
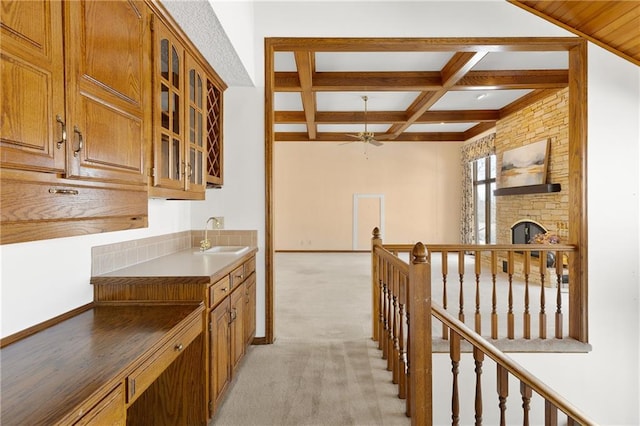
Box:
91;251;257;421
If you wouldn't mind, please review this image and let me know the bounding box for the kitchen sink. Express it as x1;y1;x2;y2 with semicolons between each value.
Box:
198;246;249;255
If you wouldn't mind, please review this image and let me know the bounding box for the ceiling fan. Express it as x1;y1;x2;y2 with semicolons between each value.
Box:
346;96;393;146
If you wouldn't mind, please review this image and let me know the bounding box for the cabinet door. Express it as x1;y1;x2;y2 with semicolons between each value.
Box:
0;0;66;173
230;285;245;372
206;78;223;187
210;301;230;410
185;55;207;194
244;273;256;345
152;19;185;191
64;0;149;185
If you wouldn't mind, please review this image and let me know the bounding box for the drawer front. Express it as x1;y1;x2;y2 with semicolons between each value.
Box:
244;256;256;276
209;276;231;308
1;177;147;222
73;385;125;426
229;265;245;288
126;316;201;404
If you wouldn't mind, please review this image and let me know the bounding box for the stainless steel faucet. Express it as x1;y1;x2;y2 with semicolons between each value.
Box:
200;217;219;251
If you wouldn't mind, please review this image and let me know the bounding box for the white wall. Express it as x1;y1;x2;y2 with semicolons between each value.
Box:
0;199;191;337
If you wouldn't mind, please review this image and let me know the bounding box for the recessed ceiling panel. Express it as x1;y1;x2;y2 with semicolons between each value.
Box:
431;89;533;110
315;51;454;72
316;91;419;112
274;52;296;72
274;92;302;110
275;124;308;132
474;51;568;70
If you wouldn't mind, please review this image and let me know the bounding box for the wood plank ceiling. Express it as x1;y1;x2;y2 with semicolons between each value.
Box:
270;2;638;145
509;0;640;67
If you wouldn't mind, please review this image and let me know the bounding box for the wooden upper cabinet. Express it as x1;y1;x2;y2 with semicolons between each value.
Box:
0;0;66;173
63;0;149;185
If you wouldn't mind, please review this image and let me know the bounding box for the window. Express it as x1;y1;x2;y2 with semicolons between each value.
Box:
472;155;496;244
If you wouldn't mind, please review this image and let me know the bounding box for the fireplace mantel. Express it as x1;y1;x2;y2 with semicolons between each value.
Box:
494;183;561;196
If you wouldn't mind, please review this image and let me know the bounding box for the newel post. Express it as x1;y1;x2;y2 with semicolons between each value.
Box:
372;227;382;341
409;242;433;425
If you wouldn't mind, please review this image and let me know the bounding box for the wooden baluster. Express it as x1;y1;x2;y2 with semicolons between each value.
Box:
545;400;558;426
450;330;461;426
521;382;532;426
406;309;411;417
398;274;407;400
442;250;449;340
372;228;381;342
523;251;531;339
474;250;482;334
474;347;484;426
507;251;515;339
497;364;509;426
390;266;398;375
458;251;465;323
491;251;498;339
381;260;388;355
386;262;393;363
378;257;385;349
539;250;547;339
555;250;564;339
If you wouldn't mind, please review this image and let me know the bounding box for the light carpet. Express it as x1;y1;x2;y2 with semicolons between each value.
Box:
210;252;410;426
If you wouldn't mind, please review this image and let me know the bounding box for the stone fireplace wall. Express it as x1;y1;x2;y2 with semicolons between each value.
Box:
495;88;570;244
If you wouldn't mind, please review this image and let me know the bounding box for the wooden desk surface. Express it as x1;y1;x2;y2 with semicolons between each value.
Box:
0;303;203;425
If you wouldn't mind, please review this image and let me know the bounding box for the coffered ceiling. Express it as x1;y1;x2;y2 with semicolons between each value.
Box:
269;38;580;144
267;1;638;146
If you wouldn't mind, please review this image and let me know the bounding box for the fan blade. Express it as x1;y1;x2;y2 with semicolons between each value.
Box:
370;139;384;147
372;133;397;141
346;133;362;139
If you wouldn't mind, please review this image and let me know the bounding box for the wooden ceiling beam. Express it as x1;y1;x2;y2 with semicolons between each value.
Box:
275;110;500;124
499;88;560;118
274;69;568;92
384;51;488;138
294;51;317;139
275;132;465;142
268;37;582;52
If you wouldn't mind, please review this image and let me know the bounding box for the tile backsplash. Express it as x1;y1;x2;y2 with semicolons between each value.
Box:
92;230;257;276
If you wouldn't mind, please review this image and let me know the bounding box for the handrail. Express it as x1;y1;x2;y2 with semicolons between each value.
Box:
431;301;596;425
383;242;577;253
372;229;595;425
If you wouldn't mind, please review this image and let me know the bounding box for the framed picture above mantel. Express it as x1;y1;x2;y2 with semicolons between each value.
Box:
494;138;560;196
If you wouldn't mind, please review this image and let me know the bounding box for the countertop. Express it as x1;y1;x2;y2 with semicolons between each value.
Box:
91;246;258;285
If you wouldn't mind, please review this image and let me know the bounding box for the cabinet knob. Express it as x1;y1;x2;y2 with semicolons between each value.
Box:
174;343;184;352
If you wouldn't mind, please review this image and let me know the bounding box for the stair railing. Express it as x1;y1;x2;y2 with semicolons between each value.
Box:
371;227;594;425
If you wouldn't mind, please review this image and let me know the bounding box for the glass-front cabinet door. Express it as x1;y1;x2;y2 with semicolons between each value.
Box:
152;20;185;193
186;54;207;194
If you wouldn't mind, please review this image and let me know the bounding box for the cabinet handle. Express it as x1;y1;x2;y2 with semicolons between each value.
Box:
186;162;193;178
174;343;184;352
48;188;79;195
73;126;83;157
56;115;66;149
221;287;228;292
